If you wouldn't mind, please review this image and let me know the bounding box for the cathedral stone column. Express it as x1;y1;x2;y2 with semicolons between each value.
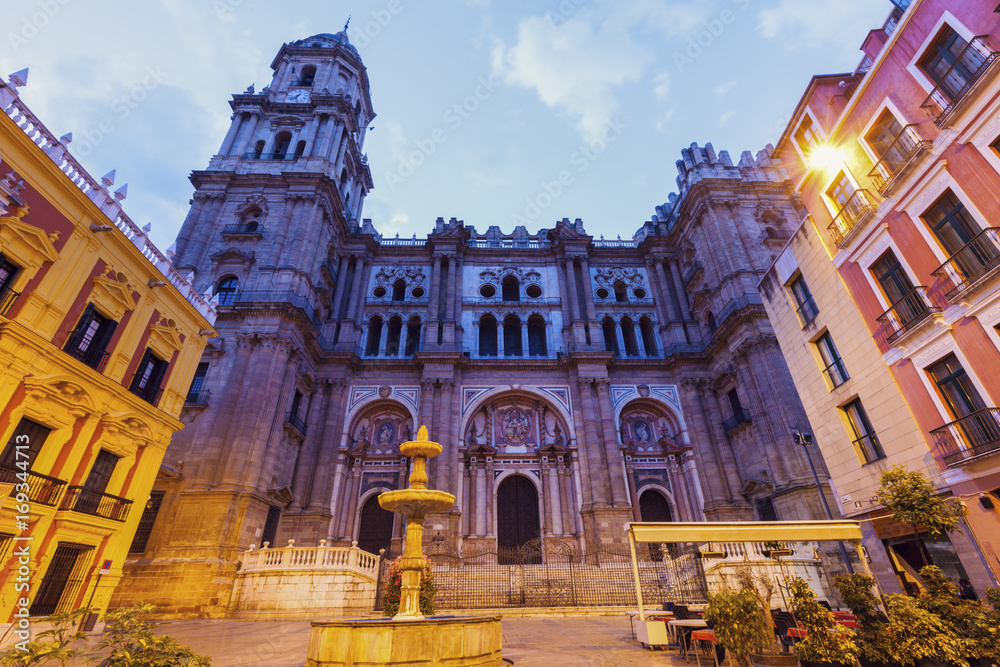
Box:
222;336;296;487
474;460;487;537
680;378;732;518
735;342;790;485
290;380;330;506
578;257;600;344
546;459;563;536
436;380;456;494
271;196;301;265
557;462;572;536
561;259;584;347
443;256;457;345
185;194;226;273
426;255;443;346
594;379;629;506
614;322;627;356
219;112;245;155
233;111;261;156
172;193;212;268
576;379;609;506
198;333;254;485
254;344;303;489
343;258;367;342
378;321;389;357
520;321;529;356
330;255;350;318
310;379;348;510
485;459;495;537
625;459;641;522
342;461;364;542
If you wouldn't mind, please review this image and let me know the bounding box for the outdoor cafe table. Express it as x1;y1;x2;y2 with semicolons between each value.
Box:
786;618;857;640
668;619;709;659
689;629;734;667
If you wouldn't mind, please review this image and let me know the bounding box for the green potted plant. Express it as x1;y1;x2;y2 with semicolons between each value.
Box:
911;566;997;667
762;540;793;559
883;591;969;667
833;572;901;667
704;588;775;667
732;565;797;666
788;577;857;667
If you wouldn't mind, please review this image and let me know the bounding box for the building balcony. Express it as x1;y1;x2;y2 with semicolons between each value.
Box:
0;465;67;506
65;346;110;373
867;125;931;195
244;152;303;161
0;285;19;316
828;190;877;247
60;486;132;522
221;223;265;239
930;228;1000;302
722;409;753;435
129;383;162;407
286;413;307;436
184;389;211;407
233;290;323;330
921;36;1000;128
931;408;1000;467
876;286;940;345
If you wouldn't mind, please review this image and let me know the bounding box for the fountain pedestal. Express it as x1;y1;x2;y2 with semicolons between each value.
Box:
305;427;503;666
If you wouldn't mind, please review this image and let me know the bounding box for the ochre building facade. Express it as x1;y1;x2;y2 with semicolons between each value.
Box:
0;75;216;632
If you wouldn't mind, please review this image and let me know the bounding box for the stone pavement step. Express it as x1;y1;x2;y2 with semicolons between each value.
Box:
139;616;691;666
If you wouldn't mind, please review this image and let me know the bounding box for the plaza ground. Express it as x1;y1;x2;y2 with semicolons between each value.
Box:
150;614;692;666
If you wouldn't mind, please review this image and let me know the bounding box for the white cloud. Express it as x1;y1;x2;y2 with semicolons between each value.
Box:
714;80;737;102
492;14;649;141
718;110;736;127
653;72;671;101
757;0;890;54
654;109;675;133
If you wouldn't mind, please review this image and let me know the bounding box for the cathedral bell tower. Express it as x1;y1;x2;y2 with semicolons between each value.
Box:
112;30;376;617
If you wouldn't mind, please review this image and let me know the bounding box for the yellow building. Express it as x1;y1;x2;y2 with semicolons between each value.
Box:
0;73;216;635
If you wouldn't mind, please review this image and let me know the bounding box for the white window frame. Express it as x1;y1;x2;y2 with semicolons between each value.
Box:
855;232;922;313
896;165;990;265
912;336;994;429
856;97;911;167
820;166;863;220
905;11;975;96
789;105;828;166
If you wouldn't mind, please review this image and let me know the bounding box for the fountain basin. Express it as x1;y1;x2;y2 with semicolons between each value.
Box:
305;615;503;666
378;489;455;515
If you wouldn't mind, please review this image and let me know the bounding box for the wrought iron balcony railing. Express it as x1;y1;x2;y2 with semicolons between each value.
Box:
852;433;885;464
129;383;163;407
185;389;212;405
60;486;132;522
828;190;877;247
876;286;940;345
66;346;110;373
286;413;307;436
931;408;1000;467
822;358;849;389
722;409;753;434
222;224;265;236
232;291;323;330
921;36;999;127
0;465;67;506
930;228;1000;302
867;125;931;194
0;285;19;316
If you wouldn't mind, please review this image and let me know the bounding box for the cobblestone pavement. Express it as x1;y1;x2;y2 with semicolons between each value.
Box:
148;615;690;666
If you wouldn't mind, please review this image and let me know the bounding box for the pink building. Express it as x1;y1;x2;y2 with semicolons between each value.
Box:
761;0;1000;595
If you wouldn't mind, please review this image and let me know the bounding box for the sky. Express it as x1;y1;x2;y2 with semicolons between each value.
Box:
2;0;893;251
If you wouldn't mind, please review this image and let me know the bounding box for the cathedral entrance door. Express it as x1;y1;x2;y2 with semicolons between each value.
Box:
639;490;673;560
496;475;540;564
357;494;394;556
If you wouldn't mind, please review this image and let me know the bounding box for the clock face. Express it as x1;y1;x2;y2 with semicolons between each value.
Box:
287;89;310;103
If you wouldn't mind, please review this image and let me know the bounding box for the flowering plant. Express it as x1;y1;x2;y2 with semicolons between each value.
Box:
382;555;436;617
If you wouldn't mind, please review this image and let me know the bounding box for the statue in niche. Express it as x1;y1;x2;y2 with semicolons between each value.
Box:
402;423;412;442
377;422;395;447
635;420;651;443
351;425;371;456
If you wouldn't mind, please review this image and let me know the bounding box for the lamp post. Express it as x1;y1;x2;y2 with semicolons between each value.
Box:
793;427;854;574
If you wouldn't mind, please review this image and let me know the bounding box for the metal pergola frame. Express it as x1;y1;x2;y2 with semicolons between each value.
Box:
626;520;872;621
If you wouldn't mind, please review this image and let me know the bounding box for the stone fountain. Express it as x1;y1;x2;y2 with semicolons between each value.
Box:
305;426;503;666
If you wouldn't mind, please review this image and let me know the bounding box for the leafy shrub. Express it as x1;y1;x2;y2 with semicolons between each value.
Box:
788;577;856;665
832;572;894;662
381;556;436;617
704;588;772;667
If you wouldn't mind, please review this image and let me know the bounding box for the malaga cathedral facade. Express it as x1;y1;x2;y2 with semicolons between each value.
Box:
114;30;835;615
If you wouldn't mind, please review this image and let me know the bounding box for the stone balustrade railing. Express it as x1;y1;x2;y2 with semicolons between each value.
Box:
698;541;810;560
240;540;380;577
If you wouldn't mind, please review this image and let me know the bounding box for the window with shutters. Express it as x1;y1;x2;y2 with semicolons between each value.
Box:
0;254;21;315
63;303;117;371
128;348;169;405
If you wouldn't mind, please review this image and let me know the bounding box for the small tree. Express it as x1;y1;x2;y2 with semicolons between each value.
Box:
884;593;968;666
95;602;212;667
833;572;895;662
788;577;856;665
873;464;966;567
0;608;92;667
704;588;773;667
733;563;781;653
